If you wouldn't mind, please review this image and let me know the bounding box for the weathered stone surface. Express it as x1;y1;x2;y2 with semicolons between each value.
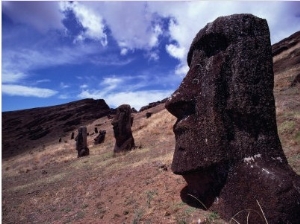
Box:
165;14;300;223
217;158;300;223
94;130;106;144
111;104;135;153
75;126;89;158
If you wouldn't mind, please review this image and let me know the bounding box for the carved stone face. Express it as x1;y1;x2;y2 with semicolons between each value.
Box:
165;14;284;175
165;49;230;175
111;104;134;152
111;104;132;139
165;14;300;222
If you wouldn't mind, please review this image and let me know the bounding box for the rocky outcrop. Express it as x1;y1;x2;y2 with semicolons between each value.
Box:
139;98;168;112
272;31;300;57
165;14;300;223
111;104;135;153
2;98;111;158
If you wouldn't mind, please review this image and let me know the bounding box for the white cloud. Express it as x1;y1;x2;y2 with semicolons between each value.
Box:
100;77;124;93
165;44;186;60
78;89;172;110
74;2;164;54
149;24;163;47
58;94;70;99
76;72;178;110
60;82;70;89
35;79;51;84
147;51;160;61
3;1;300;109
2;84;58;98
60;2;108;46
1;70;27;83
2;44;103;84
148;1;300;74
101;77;123;86
80;84;88;89
120;48;129;56
174;64;189;77
60;1;300;67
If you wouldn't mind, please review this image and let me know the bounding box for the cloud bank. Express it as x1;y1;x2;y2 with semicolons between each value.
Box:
2;1;300;111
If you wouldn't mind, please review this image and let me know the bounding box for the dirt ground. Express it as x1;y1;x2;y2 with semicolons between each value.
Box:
2;86;300;224
2;105;223;223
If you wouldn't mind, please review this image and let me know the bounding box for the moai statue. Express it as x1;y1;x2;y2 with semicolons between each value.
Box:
75;126;89;158
111;104;135;153
146;112;152;118
165;14;300;223
94;130;106;144
71;132;74;140
95;127;99;134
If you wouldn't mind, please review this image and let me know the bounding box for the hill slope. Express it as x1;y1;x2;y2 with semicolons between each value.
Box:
2;98;111;158
2;31;300;223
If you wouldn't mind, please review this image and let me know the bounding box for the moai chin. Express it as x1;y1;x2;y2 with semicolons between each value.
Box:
111;104;135;153
75;126;89;158
165;14;300;223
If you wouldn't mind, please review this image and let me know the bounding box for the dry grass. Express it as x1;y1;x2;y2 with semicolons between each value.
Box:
4;105;215;224
3;82;300;223
275;83;300;174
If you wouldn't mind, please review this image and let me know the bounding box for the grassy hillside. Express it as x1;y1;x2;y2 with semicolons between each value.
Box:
3;87;300;223
3;31;300;223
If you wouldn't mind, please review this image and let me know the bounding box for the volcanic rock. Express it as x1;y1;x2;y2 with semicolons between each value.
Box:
165;14;300;223
111;104;135;153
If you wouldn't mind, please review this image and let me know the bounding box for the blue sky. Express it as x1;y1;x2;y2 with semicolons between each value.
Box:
2;1;300;112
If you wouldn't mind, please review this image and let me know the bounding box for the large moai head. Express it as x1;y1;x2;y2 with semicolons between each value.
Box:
111;104;135;153
165;14;300;223
166;14;286;174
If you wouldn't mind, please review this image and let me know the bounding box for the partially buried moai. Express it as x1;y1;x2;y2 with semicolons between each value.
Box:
75;126;89;158
165;14;300;223
111;104;135;153
94;130;106;145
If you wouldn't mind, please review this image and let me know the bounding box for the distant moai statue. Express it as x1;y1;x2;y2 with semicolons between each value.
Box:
94;130;106;145
75;126;89;158
95;127;98;134
111;104;135;153
146;112;152;118
59;137;62;143
71;132;74;140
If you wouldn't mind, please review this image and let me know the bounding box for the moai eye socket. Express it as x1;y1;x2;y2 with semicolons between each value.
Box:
197;33;229;58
